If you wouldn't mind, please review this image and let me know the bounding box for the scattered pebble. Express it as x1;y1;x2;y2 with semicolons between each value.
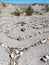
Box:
31;45;34;47
16;22;26;26
40;55;49;62
21;22;26;26
40;57;48;62
4;45;8;48
20;47;24;50
20;28;26;32
46;55;49;59
1;44;5;47
33;44;37;47
20;52;23;55
10;52;14;59
21;47;28;52
29;35;32;38
15;50;20;54
40;39;47;44
17;36;24;41
38;31;43;34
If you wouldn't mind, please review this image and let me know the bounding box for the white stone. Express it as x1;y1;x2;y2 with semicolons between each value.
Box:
43;57;48;62
23;12;26;16
1;44;8;48
40;39;47;44
1;44;5;47
11;53;14;59
16;50;19;54
5;45;8;48
21;47;24;50
20;52;23;55
46;55;49;59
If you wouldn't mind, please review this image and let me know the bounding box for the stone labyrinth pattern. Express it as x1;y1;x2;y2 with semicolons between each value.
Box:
0;16;49;65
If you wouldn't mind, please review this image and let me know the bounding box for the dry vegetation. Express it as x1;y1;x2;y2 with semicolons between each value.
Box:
11;10;21;16
0;3;48;16
42;4;49;12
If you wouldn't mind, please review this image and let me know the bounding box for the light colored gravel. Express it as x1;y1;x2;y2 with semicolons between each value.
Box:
0;3;49;65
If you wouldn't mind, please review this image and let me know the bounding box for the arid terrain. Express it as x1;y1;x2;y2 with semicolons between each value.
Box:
0;2;49;65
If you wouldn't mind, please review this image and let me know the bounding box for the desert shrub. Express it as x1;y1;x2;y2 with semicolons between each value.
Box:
45;7;49;12
45;4;48;7
25;6;34;16
39;13;42;15
35;11;42;15
41;4;44;6
32;3;36;6
42;5;49;12
2;3;6;7
35;11;39;14
38;4;44;6
11;11;21;16
25;10;33;16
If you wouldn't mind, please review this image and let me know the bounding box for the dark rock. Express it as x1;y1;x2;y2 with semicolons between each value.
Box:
40;58;45;62
40;57;48;62
43;56;46;58
21;22;26;26
29;35;32;38
31;45;33;47
20;28;26;32
17;36;24;41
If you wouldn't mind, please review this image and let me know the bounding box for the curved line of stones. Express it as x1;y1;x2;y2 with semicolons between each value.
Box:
1;28;49;41
5;29;49;41
0;22;49;41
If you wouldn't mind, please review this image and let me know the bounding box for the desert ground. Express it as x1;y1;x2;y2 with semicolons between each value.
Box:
0;3;49;65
